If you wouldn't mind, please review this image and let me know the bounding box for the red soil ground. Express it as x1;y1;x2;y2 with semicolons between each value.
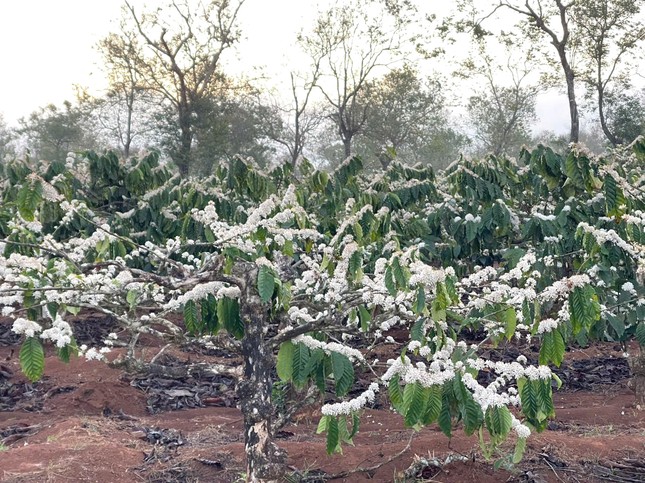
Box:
0;322;644;483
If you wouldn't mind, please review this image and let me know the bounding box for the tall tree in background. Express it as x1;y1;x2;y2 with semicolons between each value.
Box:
300;0;412;159
263;70;324;167
463;0;645;146
497;1;578;143
604;90;645;144
94;30;158;157
18;102;93;162
189;80;275;173
575;0;645;146
457;1;579;143
465;51;538;157
122;0;245;175
357;65;465;168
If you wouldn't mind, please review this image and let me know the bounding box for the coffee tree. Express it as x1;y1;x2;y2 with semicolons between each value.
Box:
1;142;644;481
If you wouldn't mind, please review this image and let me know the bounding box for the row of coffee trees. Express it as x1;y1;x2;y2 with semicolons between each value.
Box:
0;141;643;481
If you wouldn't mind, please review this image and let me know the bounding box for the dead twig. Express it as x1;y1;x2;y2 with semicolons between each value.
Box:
542;455;567;483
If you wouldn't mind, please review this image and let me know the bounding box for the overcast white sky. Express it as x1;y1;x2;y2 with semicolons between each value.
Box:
0;0;570;134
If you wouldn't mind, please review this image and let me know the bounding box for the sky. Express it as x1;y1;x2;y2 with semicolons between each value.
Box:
0;0;571;134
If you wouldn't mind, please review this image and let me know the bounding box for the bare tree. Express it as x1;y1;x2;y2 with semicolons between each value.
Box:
263;69;324;167
300;0;411;158
575;0;645;146
457;1;579;143
122;0;245;175
498;1;579;143
96;31;153;157
466;49;538;156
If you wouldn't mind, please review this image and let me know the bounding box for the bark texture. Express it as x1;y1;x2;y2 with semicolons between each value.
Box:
236;264;286;482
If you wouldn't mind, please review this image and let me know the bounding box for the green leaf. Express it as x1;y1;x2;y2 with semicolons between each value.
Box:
569;285;600;335
604;174;625;217
607;314;625;339
552;373;563;390
183;299;200;335
438;383;453;437
316;415;330;434
537;378;555;420
463;396;484;436
410;319;425;343
338;415;353;445
66;306;80;316
392;257;407;289
465;220;477;243
204;226;215;243
519;378;552;431
349;413;360;440
358;306;372;332
56;336;78;363
126;290;138;310
348;249;363;283
384;266;396;296
46;303;58;320
304;348;325;389
277;341;295;382
201;294;219;334
326;416;340;454
445;276;459;304
389;373;404;413
403;382;429;428
331;352;354;397
434;282;451;311
413;286;426;315
503;307;516;341
431;298;447;322
453;375;483;435
562;152;584;189
20;337;45;382
485;406;512;437
539;328;565;367
257;265;275;303
292;342;311;388
218;297;244;339
17;180;43;222
518;378;536;424
513;437;527;464
422;385;443;425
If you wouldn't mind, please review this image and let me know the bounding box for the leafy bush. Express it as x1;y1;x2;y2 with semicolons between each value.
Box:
1;143;643;480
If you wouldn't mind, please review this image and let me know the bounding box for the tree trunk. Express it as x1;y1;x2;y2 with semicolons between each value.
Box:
124;90;134;158
177;124;192;177
343;137;352;158
561;54;580;144
237;265;286;482
175;101;192;176
598;85;620;146
628;350;645;407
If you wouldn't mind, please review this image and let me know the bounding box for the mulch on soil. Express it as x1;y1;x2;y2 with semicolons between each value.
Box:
1;315;644;482
129;353;237;413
